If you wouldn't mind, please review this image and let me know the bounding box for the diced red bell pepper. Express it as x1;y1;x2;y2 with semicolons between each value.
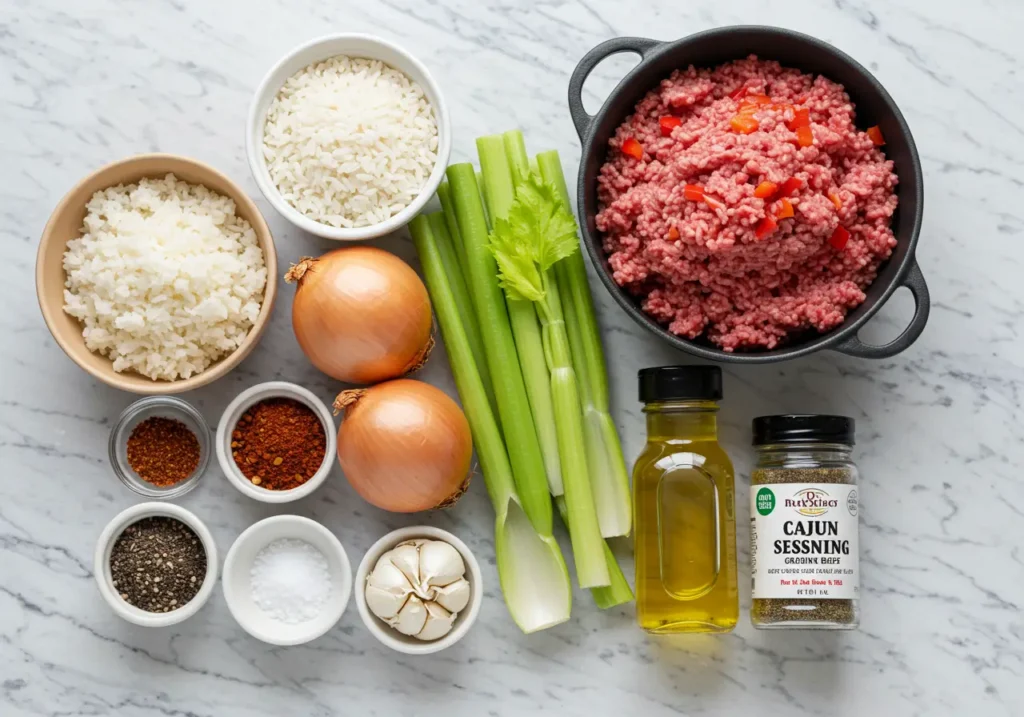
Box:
621;137;644;159
754;181;778;199
795;125;814;147
786;107;811;130
740;94;772;108
775;198;794;219
866;125;885;146
828;192;843;210
829;225;851;250
703;194;726;211
730;115;759;134
729;85;748;100
683;184;706;202
755;215;778;239
659;116;682;136
668;226;680;240
777;177;804;198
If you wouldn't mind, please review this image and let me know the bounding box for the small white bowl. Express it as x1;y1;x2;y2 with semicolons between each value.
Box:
355;526;483;655
94;502;218;627
222;515;352;646
215;381;337;503
246;33;452;241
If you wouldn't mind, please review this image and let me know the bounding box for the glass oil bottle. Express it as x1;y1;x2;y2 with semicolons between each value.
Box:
633;366;738;634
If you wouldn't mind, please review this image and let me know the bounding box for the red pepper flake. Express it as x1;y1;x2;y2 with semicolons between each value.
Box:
786;107;811;131
755;215;778;240
668;226;680;240
683;184;706;202
730;115;759;134
867;125;885;146
828;192;843;210
829;225;851;250
777;177;804;198
754;181;778;199
795;125;814;147
659;116;682;136
621;137;644;159
775;198;794;219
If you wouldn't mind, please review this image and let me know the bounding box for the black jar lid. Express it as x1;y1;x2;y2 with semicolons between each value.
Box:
638;366;722;402
752;415;855;446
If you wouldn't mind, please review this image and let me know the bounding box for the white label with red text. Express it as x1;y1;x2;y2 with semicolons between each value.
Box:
751;482;859;599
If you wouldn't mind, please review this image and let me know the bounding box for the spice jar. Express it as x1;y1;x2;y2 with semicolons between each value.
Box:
633;366;738;634
750;415;860;630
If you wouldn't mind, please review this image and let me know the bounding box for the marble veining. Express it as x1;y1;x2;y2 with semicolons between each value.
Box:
2;0;1023;715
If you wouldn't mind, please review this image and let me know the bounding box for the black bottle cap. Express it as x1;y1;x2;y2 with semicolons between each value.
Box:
752;415;855;446
638;365;723;402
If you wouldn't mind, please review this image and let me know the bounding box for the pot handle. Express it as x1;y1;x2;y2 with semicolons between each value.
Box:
834;261;930;359
568;37;662;139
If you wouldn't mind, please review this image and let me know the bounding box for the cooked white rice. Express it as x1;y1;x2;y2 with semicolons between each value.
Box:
262;55;438;228
62;174;268;381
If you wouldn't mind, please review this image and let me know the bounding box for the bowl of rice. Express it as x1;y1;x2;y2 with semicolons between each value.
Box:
36;154;277;394
246;34;451;241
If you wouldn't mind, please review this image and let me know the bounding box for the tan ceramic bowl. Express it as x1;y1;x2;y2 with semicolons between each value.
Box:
36;154;278;394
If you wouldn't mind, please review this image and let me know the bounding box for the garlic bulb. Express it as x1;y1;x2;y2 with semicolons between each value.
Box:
365;538;471;641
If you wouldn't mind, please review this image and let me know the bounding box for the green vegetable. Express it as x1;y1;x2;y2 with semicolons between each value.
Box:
411;214;571;632
486;142;609;589
477;135;564;499
537;151;632;537
555;497;634;608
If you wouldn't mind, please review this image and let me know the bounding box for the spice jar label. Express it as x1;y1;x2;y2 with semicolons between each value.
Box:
750;483;859;600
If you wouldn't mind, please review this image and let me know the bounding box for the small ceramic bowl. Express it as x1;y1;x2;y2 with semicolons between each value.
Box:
246;33;451;241
108;396;212;499
355;526;483;655
222;515;353;646
36;154;278;394
215;381;336;503
94;502;218;627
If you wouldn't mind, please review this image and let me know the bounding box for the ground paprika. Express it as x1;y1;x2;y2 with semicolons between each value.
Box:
231;398;326;490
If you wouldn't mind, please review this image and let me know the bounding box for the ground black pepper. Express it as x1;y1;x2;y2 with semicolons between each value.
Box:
126;417;201;487
109;517;207;612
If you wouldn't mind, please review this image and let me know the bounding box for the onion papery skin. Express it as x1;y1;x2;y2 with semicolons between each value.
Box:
288;248;432;385
336;380;473;512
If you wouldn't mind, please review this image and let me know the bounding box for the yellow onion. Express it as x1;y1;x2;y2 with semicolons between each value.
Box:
334;380;473;512
285;248;433;384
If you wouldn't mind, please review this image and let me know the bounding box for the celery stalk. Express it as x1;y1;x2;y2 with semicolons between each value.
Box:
426;213;498;418
411;215;571;632
538;150;632;538
487;135;609;588
445;163;554;535
436;182;469;279
477;135;564;498
476;170;491;229
556;497;633;608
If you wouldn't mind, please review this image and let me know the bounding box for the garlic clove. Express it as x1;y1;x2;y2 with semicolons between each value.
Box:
415;601;456;641
365;560;414;620
433;577;471;614
419;540;466;588
391;594;427;636
365;584;408;620
386;542;423;588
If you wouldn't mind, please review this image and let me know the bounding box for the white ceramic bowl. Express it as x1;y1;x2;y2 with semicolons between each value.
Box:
215;381;337;503
222;515;352;646
246;33;451;241
354;526;483;655
94;502;219;627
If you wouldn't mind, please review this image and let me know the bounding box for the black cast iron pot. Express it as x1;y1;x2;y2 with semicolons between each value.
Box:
568;27;930;362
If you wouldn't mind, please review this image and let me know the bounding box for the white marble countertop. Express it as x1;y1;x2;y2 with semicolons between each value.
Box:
3;1;1022;715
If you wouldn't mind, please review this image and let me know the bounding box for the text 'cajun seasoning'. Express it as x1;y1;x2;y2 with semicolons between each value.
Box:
231;398;326;490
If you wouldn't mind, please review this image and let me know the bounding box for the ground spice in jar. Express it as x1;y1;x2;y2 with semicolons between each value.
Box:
231;398;326;490
750;415;860;630
126;417;201;487
109;516;207;612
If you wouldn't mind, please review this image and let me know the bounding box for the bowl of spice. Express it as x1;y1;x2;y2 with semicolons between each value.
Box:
215;381;336;503
222;514;352;645
108;396;211;498
94;502;218;627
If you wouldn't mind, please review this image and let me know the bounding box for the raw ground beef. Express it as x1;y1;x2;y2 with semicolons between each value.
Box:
596;56;898;351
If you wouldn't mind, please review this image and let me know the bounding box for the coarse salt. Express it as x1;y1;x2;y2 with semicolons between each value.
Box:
250;538;332;623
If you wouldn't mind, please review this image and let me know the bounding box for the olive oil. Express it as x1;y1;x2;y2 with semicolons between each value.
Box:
633;367;738;634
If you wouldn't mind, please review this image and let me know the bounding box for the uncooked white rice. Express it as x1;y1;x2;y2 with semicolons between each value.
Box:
62;174;267;381
262;55;438;228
